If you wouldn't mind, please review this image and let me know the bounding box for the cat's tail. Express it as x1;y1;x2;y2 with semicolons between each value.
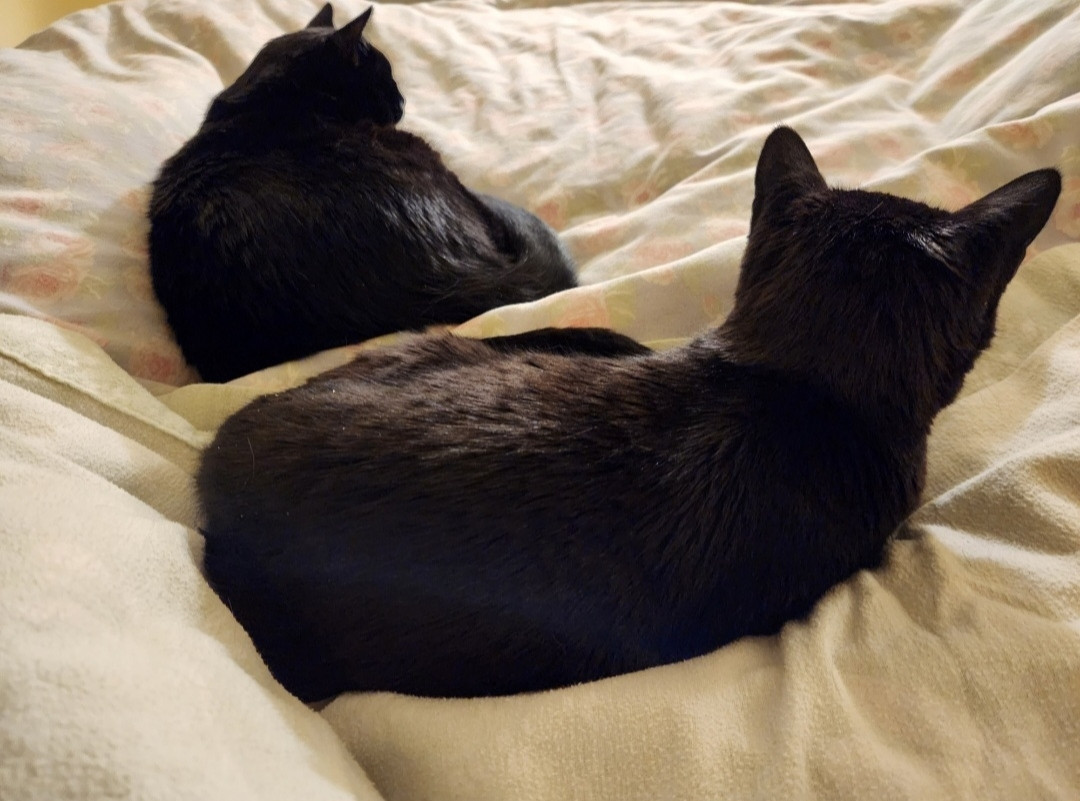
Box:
476;193;578;296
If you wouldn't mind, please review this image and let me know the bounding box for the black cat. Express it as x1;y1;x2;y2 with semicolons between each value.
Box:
198;128;1061;700
149;4;576;382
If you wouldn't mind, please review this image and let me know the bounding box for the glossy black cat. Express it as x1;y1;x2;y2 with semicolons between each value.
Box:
149;4;576;382
198;128;1061;701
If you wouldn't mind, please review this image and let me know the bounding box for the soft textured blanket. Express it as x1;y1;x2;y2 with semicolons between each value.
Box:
1;0;1079;799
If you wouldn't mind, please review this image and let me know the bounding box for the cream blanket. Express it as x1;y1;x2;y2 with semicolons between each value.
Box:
1;0;1079;798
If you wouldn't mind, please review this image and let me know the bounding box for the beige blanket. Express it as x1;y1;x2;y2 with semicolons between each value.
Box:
1;0;1078;798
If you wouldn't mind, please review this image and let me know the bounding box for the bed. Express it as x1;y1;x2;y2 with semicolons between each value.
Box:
1;0;1078;798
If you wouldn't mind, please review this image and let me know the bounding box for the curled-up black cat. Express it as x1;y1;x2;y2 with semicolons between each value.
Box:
149;3;576;382
198;128;1061;701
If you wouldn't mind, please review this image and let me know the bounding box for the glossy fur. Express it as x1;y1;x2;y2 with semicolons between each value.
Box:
198;128;1061;700
149;4;576;382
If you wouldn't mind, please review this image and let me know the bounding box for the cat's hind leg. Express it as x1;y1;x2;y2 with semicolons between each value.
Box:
311;332;503;385
480;327;650;357
309;326;647;388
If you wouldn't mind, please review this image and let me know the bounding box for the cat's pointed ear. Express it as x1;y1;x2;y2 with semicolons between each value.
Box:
954;168;1061;254
754;127;827;201
332;6;373;54
307;3;334;29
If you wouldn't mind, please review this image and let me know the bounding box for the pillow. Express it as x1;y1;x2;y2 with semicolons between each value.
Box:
0;0;261;383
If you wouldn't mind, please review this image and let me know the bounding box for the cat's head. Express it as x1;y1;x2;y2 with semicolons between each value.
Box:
209;4;405;126
722;127;1060;430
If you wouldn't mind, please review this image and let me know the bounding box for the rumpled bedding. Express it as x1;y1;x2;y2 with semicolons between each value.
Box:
1;0;1078;799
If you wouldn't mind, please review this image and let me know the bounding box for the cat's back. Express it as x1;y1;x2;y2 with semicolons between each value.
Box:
146;114;532;381
151;118;436;221
199;340;734;574
201;337;907;550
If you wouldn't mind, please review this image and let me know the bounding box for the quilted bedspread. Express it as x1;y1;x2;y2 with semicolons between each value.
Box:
1;1;1078;799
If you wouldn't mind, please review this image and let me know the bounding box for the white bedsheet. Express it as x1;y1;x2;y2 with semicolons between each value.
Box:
1;1;1078;799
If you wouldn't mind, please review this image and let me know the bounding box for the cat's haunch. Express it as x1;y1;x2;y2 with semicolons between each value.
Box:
148;3;576;382
198;127;1060;701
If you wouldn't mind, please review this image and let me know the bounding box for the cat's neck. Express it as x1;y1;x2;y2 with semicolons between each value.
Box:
199;102;375;153
688;327;934;445
204;89;379;133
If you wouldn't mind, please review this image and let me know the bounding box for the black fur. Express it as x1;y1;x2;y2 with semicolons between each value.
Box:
149;4;576;382
198;128;1061;700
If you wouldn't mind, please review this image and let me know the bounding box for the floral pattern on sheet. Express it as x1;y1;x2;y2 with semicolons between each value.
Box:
0;0;1077;385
